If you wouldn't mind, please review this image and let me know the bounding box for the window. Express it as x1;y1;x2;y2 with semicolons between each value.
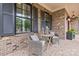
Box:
16;3;31;33
41;11;52;31
45;13;52;30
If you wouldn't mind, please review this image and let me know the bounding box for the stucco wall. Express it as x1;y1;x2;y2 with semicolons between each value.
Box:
52;9;66;40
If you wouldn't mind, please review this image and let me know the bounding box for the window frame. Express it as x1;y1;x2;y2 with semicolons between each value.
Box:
45;12;52;30
15;3;32;34
41;10;52;31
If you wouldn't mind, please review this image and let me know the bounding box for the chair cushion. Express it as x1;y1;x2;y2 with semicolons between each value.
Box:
30;34;39;41
50;32;55;36
53;36;59;38
40;41;45;46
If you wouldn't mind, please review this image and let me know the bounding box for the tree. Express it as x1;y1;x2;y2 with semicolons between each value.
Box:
16;18;21;31
24;19;31;31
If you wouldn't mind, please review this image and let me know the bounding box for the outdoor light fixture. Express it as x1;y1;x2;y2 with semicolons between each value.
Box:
68;18;71;21
67;16;71;21
67;16;71;30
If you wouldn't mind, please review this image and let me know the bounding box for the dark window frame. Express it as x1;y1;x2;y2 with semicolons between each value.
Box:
15;3;32;34
41;10;52;30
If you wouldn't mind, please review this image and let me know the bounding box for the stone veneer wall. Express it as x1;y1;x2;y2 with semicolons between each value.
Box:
70;19;79;33
52;9;67;40
32;3;52;15
0;33;29;56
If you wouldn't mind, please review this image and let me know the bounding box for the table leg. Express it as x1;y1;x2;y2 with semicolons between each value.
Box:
48;37;53;45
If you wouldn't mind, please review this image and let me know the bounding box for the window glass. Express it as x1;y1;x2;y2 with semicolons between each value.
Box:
22;18;31;32
16;17;22;33
16;8;22;17
16;3;22;8
41;11;52;31
16;4;31;33
22;10;31;18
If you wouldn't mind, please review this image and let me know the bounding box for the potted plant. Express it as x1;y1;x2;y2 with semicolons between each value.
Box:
66;29;75;40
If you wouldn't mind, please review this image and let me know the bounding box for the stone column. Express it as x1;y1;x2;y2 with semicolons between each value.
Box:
38;9;41;33
52;9;66;40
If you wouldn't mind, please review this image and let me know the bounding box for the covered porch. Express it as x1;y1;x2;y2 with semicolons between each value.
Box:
0;3;79;56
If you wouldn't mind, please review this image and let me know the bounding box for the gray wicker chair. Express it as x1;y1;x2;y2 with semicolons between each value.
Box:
50;31;59;45
28;34;46;56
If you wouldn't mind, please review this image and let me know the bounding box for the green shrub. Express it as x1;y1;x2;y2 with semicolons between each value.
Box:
67;29;75;33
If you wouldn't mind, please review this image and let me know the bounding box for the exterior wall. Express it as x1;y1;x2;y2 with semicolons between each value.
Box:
32;3;52;33
71;19;79;33
32;3;52;15
38;9;41;33
33;4;68;40
0;33;28;55
52;9;66;40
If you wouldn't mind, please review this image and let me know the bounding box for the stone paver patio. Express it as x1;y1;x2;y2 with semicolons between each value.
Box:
6;39;79;56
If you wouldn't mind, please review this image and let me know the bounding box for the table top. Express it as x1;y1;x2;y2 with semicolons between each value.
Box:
41;34;53;37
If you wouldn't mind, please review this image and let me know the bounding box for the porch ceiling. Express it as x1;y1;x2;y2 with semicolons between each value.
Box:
39;3;79;17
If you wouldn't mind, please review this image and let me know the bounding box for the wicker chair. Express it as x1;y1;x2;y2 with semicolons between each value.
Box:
50;31;59;45
28;33;46;56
